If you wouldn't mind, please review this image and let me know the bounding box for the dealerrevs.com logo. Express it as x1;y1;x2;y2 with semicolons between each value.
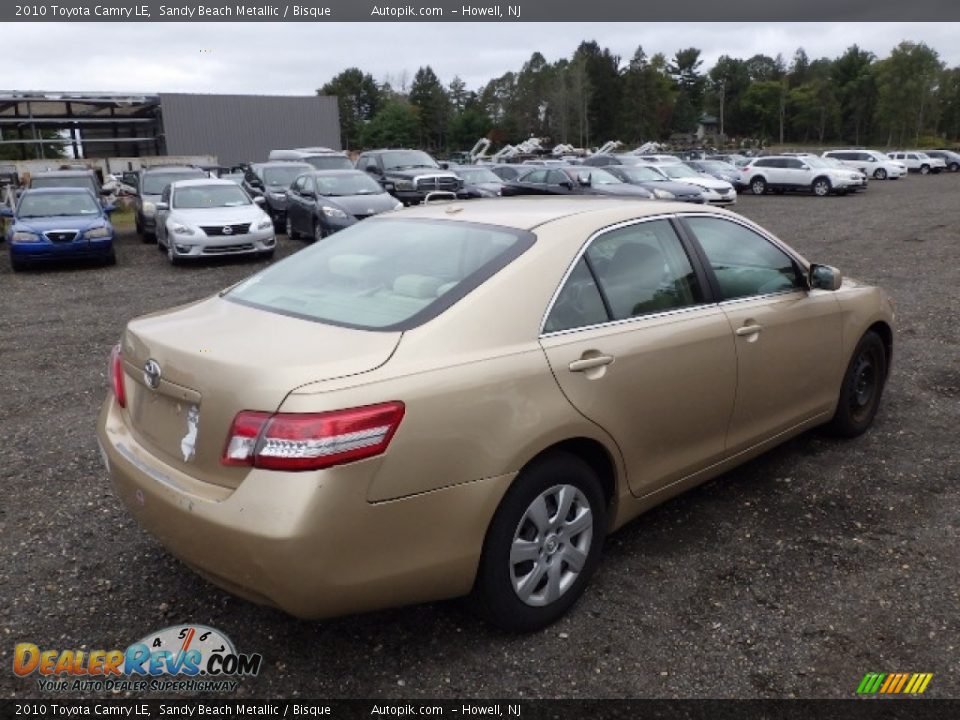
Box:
14;625;262;693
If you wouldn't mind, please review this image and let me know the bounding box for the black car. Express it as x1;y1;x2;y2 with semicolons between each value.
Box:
487;165;526;182
452;166;506;198
125;165;209;241
284;170;402;242
356;149;461;205
603;165;707;203
241;161;313;228
501;166;653;198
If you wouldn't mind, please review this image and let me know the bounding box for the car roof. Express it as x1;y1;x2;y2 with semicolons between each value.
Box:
252;161;314;169
169;178;240;188
393;196;731;231
304;169;368;176
143;165;204;173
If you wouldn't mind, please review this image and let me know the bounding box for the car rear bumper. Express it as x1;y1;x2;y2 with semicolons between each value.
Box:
96;398;513;619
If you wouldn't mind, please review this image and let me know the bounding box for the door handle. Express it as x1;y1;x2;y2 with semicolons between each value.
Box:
569;355;615;372
735;324;763;337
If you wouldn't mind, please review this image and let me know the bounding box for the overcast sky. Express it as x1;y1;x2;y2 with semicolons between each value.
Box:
7;22;960;95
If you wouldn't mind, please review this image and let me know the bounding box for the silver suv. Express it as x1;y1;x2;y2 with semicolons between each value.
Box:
743;155;861;197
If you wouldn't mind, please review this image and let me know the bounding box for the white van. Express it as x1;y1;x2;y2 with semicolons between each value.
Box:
267;147;353;170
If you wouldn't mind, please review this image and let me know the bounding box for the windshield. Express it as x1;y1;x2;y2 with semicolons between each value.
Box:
227;218;531;330
658;164;698;179
30;176;97;193
458;168;501;184
380;150;438;171
262;165;312;186
577;169;621;185
622;166;668;182
306;156;354;170
143;171;207;194
173;184;251;209
314;172;386;196
803;156;829;168
19;191;100;218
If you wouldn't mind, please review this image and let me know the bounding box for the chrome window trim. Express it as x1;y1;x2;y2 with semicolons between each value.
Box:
538;211;809;339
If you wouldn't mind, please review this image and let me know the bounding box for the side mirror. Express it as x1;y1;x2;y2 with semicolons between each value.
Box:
0;207;13;218
364;166;382;176
103;203;117;214
382;181;395;192
253;196;266;205
439;162;449;170
99;187;113;196
809;264;843;291
799;164;810;170
301;189;316;199
577;174;591;187
156;202;169;211
558;180;573;190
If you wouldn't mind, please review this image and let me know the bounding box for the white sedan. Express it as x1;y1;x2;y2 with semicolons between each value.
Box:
156;179;276;265
647;162;738;205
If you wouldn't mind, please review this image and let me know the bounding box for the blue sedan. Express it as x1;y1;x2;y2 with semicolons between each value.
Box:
2;187;116;271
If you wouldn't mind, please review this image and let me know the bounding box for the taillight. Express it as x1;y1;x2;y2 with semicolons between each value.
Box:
222;402;405;471
110;343;127;408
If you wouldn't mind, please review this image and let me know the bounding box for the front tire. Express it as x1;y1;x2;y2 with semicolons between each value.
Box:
812;177;831;197
825;331;888;438
949;162;959;173
919;164;930;175
285;215;300;240
874;168;887;180
473;452;607;632
167;239;181;266
313;221;327;243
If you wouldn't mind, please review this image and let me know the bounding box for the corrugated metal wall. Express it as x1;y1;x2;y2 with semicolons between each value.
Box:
159;93;341;165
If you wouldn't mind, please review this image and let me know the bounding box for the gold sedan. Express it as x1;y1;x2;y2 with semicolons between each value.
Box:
97;197;894;631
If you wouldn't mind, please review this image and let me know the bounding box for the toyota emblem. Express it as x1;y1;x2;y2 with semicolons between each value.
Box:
143;359;162;390
222;225;233;235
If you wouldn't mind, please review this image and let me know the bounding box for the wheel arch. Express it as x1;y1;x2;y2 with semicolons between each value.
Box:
866;320;894;379
515;437;621;529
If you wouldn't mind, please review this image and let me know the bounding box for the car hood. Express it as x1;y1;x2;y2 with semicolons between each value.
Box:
320;193;399;216
385;167;458;180
671;174;733;191
170;205;267;225
630;180;704;197
120;295;403;489
587;184;652;197
14;215;106;233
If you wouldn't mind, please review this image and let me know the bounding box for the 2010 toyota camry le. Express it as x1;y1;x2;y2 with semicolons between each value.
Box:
97;197;894;631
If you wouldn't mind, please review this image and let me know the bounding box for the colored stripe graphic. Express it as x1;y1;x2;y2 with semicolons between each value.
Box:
857;672;932;694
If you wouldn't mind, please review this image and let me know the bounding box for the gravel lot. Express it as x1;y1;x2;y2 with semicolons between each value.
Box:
1;174;958;700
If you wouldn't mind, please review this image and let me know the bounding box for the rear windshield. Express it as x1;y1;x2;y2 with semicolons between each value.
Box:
226;218;533;330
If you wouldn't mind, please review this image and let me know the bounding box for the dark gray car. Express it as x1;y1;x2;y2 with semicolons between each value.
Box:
285;170;402;243
242;162;313;228
603;165;706;203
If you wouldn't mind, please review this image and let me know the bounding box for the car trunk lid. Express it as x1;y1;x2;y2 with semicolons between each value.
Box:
120;296;401;489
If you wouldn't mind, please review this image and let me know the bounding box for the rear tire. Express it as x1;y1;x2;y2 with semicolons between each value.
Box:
750;177;767;195
472;452;607;632
824;331;887;438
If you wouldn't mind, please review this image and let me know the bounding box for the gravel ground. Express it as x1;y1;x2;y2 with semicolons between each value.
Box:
1;175;958;700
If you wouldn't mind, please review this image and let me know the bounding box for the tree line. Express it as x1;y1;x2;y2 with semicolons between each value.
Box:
319;40;960;153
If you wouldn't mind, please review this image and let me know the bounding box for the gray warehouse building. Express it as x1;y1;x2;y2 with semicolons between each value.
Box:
0;91;341;165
